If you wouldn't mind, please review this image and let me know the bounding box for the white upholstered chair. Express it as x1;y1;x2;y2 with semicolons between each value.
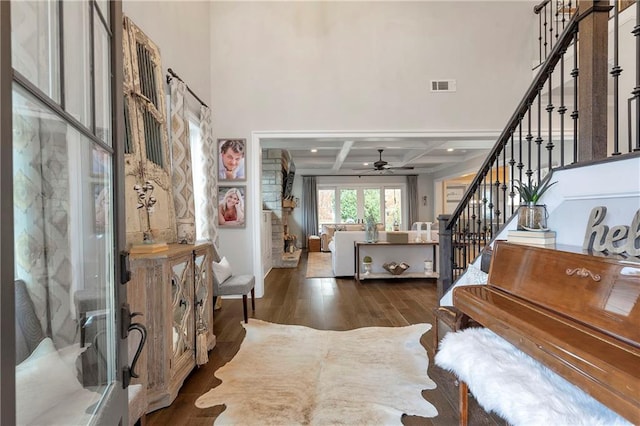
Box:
211;246;255;323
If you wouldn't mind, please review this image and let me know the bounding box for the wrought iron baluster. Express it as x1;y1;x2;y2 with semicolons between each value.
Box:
509;133;516;215
571;29;579;163
502;144;508;225
536;87;543;183
546;69;555;170
611;0;622;156
526;105;534;186
538;9;543;64
493;160;501;237
559;45;567;166
548;3;554;53
543;5;549;59
488;165;494;239
482;177;488;247
633;1;640;152
518;121;524;195
468;190;475;259
464;204;472;263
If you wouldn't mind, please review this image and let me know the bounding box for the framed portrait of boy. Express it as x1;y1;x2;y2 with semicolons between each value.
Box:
218;186;246;228
218;138;246;181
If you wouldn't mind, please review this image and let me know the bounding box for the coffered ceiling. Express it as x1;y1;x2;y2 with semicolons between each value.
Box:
261;133;499;176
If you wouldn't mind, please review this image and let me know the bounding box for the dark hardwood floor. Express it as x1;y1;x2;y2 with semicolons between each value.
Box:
146;251;505;426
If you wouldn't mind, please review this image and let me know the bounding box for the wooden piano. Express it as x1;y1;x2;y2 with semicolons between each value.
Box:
453;241;640;424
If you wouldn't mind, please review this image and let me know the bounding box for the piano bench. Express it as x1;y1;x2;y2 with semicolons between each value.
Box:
432;306;479;354
435;327;630;426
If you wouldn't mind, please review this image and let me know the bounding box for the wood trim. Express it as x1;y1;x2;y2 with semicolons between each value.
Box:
0;1;16;424
459;380;468;426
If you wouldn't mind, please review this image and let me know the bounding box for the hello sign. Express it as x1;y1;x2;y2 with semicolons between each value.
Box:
583;207;640;257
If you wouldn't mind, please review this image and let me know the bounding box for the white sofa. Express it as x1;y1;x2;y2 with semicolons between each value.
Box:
328;230;438;277
320;223;367;251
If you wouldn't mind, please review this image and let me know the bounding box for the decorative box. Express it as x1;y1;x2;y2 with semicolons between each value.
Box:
386;232;408;244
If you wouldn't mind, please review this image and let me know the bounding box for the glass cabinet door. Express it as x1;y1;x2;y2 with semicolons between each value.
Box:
170;256;193;366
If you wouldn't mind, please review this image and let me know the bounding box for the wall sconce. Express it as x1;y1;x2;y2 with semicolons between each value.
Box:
422;195;427;206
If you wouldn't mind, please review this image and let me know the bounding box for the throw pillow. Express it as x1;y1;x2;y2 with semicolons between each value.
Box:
212;256;233;284
16;337;84;425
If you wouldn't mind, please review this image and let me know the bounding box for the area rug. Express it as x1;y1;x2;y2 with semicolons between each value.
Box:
195;319;437;424
305;252;335;278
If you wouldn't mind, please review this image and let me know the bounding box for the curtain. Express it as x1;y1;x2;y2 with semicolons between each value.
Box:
169;78;196;244
407;175;418;228
302;176;318;247
200;105;219;247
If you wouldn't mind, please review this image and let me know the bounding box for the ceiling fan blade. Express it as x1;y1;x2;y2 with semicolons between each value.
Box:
386;166;414;170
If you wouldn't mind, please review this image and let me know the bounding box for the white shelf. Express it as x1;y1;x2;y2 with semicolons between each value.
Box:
354;241;438;282
359;272;439;280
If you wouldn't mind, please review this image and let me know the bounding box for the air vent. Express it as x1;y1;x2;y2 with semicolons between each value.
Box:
430;80;457;92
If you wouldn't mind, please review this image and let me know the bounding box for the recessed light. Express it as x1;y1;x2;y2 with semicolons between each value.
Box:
447;148;455;152
311;149;318;153
363;162;369;166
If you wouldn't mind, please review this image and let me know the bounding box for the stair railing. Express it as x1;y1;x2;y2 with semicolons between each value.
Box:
533;0;576;69
437;0;640;298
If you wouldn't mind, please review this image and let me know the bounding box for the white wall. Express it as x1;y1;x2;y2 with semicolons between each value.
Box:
123;1;212;101
417;173;435;223
126;1;538;295
210;2;536;133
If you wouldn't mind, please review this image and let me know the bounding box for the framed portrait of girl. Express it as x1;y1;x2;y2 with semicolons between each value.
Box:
218;186;246;228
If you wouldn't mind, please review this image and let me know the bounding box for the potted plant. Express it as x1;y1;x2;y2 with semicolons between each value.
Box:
362;255;373;275
513;179;557;231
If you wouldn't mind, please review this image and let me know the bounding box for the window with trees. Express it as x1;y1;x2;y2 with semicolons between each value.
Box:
317;184;405;230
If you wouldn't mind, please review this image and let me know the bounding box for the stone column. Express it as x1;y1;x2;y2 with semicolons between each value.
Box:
261;149;284;267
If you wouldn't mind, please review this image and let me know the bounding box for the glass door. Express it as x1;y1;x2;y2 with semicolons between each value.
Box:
7;0;127;424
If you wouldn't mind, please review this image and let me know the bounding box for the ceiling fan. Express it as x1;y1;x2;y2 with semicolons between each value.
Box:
353;149;415;172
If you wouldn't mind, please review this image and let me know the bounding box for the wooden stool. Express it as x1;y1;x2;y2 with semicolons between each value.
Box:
308;235;321;252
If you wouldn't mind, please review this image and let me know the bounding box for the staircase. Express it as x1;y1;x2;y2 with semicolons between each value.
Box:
437;0;640;298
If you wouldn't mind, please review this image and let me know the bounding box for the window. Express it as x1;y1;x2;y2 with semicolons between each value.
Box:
384;188;403;230
318;184;405;229
339;189;357;222
363;188;381;222
318;188;336;225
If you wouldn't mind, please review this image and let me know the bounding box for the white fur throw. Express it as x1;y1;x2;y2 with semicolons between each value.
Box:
435;328;631;426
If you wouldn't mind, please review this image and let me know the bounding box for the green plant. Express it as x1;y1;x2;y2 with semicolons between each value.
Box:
365;214;376;225
363;255;372;263
513;179;557;204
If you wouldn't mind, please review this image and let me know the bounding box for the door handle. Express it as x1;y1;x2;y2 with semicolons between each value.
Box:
125;322;147;382
121;303;147;388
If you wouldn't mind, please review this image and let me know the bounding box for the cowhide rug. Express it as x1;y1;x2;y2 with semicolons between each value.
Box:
196;319;437;424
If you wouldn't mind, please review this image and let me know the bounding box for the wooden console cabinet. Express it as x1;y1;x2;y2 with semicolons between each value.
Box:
128;242;216;412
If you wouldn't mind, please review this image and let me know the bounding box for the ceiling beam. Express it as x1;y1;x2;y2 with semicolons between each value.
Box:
332;140;354;172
